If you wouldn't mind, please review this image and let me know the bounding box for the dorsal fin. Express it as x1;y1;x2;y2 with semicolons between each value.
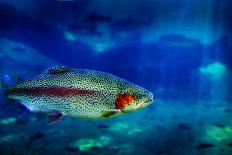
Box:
43;66;72;75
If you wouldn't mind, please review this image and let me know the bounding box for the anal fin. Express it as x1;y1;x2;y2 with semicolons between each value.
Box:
48;112;64;125
15;101;30;116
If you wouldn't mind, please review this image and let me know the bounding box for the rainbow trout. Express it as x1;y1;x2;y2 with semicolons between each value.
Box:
1;66;153;124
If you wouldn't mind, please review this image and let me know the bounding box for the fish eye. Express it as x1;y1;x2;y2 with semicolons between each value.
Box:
136;94;143;99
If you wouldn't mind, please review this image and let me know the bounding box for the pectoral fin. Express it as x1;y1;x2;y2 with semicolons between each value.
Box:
102;109;120;118
48;112;64;125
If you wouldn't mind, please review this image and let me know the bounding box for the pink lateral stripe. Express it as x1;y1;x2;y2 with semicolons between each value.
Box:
18;87;96;96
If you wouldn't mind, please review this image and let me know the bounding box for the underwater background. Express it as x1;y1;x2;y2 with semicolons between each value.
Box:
0;0;232;155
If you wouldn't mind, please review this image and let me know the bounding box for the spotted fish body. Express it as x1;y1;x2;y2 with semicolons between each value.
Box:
5;66;153;122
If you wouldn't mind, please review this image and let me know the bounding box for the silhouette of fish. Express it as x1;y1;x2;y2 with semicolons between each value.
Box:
1;66;153;124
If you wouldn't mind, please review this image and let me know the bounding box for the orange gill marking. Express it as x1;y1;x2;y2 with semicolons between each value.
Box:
114;93;136;110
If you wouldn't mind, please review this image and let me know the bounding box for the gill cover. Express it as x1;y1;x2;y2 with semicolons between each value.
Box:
114;93;136;112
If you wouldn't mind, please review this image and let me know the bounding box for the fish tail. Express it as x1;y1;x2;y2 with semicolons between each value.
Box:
1;75;30;116
0;74;15;104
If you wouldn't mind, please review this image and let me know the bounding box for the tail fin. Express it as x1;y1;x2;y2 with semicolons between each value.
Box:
1;75;30;116
0;75;14;104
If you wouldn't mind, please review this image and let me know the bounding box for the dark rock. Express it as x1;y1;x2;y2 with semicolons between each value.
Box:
196;143;214;149
16;118;28;125
156;150;167;155
177;123;192;130
224;109;232;113
84;12;112;23
97;124;109;129
65;146;79;152
228;142;232;148
10;152;16;155
214;123;225;128
29;132;45;141
91;146;101;151
32;147;45;151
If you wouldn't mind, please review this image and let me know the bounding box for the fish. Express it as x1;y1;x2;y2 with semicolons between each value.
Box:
1;66;154;124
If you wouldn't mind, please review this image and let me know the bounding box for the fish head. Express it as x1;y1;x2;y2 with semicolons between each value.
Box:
115;83;154;113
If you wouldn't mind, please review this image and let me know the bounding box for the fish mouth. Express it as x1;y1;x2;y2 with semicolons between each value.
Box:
145;98;153;103
144;96;154;104
138;98;153;108
144;90;154;104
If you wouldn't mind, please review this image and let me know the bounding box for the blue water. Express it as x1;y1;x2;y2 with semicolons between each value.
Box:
0;0;232;155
